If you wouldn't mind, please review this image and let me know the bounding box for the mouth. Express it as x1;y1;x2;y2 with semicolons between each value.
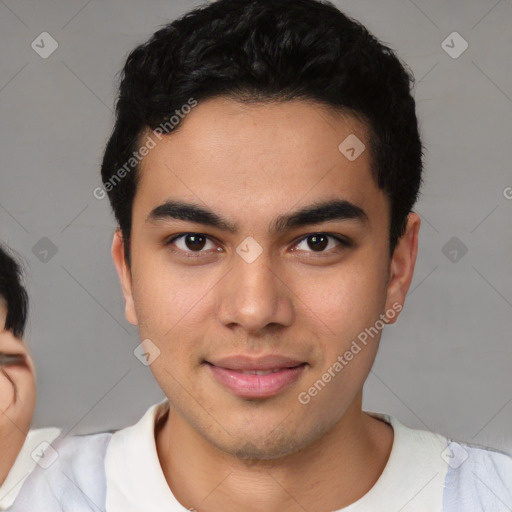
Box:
204;356;308;399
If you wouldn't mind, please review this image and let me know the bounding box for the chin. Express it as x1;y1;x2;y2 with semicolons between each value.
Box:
229;439;301;461
211;421;318;462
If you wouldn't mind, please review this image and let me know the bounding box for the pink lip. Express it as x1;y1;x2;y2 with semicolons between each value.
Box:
207;354;305;371
206;362;307;399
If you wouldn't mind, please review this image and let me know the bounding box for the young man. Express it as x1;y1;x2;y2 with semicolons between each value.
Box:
11;0;512;510
0;244;60;510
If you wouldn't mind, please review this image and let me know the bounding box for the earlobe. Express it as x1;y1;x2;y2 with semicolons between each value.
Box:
111;230;139;326
384;212;421;324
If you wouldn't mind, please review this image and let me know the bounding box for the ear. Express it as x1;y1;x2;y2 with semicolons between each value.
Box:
111;229;139;326
384;212;421;324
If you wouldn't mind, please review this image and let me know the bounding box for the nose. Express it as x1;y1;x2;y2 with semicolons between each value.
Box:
216;249;294;335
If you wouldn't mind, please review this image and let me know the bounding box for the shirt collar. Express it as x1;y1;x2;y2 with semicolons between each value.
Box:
0;427;61;510
104;401;449;512
345;410;449;511
105;397;186;512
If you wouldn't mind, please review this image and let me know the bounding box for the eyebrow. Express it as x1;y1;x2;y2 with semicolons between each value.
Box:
146;198;369;235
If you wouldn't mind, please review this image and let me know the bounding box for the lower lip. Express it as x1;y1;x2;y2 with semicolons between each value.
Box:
207;363;306;398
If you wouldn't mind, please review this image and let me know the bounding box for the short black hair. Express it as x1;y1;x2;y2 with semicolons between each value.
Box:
101;0;423;266
0;243;29;338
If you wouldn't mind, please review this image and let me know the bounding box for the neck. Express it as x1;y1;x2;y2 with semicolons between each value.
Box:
155;395;394;512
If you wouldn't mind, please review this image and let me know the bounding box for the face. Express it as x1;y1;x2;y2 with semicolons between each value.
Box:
113;97;419;460
0;297;37;473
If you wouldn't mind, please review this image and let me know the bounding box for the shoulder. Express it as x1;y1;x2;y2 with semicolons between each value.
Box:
10;430;114;512
10;400;169;511
0;427;60;510
366;411;512;511
442;440;512;511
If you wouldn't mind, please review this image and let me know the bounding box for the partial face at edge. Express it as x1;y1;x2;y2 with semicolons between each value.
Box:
0;297;36;447
112;97;420;459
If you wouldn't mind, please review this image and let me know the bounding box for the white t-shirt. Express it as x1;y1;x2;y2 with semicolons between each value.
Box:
0;427;61;510
9;399;512;511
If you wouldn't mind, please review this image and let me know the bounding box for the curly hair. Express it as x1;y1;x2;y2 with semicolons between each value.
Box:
100;0;424;265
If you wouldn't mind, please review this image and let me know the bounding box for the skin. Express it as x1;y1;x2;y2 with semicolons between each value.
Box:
0;298;37;487
112;97;420;511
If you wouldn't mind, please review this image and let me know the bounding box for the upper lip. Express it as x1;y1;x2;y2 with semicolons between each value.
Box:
206;354;306;371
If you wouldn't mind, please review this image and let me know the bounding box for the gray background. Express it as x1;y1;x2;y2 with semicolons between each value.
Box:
0;0;511;451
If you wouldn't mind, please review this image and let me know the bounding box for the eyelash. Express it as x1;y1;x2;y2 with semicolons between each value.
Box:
165;232;351;259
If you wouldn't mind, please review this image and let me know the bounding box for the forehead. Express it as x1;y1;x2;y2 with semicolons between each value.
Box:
133;97;388;230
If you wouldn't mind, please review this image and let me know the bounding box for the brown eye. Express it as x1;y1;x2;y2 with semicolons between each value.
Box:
306;234;329;251
293;233;349;254
182;234;207;251
166;233;219;257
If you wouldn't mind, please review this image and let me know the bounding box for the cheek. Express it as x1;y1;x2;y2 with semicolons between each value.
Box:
130;256;214;366
131;253;197;333
0;370;15;412
298;260;386;334
292;258;388;391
